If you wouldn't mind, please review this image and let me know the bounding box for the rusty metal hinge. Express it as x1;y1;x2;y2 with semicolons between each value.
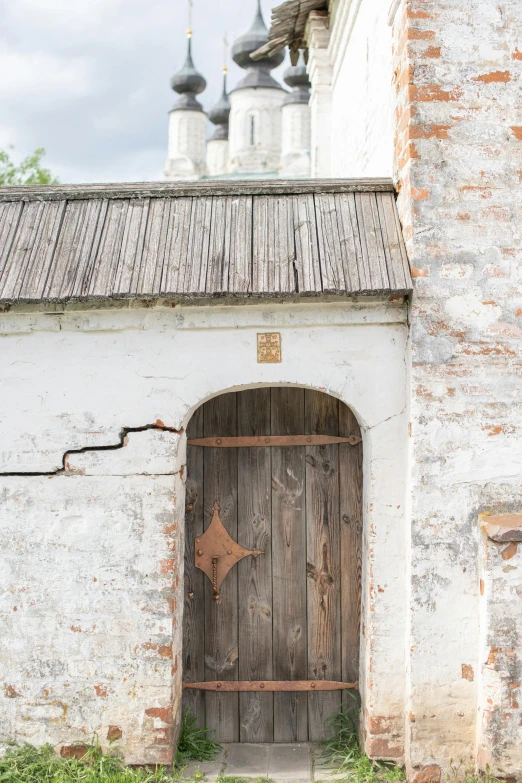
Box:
188;435;362;448
195;502;263;601
183;680;359;692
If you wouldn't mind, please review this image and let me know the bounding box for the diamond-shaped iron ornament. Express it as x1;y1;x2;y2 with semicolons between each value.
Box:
195;502;263;601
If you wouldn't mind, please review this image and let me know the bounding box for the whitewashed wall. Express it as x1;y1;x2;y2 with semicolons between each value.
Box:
0;300;410;765
307;0;394;178
165;110;207;181
228;88;285;174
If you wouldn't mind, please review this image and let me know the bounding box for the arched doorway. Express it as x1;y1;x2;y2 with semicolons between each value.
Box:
182;387;362;743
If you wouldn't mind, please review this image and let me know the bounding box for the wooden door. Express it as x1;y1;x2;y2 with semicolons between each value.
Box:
182;388;362;742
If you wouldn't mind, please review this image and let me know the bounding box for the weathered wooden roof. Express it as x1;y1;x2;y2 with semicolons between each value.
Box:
251;0;327;61
0;179;411;304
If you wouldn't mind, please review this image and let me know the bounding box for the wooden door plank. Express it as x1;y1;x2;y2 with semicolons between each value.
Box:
339;403;363;715
305;390;342;741
183;404;206;728
237;389;273;742
203;392;239;742
271;387;308;741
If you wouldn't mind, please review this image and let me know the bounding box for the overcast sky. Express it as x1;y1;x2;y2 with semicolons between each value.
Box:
0;0;286;183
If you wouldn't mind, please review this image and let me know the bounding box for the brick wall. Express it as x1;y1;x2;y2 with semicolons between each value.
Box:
392;1;522;779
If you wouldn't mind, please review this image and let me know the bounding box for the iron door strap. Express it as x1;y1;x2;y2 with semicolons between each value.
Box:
194;501;263;601
188;434;362;448
183;680;359;692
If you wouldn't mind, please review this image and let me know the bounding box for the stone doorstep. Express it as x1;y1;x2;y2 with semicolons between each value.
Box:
181;743;345;783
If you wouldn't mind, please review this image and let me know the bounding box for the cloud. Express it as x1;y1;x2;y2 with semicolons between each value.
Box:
0;50;94;103
0;0;287;183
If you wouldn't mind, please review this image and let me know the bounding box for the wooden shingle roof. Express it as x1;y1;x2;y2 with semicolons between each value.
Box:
0;179;411;305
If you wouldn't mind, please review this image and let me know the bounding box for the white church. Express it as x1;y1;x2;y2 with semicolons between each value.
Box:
164;0;311;180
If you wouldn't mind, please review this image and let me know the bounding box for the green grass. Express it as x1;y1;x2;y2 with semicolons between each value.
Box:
175;711;221;767
0;742;176;782
318;706;405;783
318;705;503;783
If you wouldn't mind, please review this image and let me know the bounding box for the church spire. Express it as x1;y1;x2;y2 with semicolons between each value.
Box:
208;41;231;141
170;3;206;111
231;0;284;91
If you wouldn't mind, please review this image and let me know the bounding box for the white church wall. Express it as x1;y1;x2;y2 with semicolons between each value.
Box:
165;109;207;180
228;88;285;174
0;299;411;765
206;138;229;177
306;0;394;178
280;102;311;177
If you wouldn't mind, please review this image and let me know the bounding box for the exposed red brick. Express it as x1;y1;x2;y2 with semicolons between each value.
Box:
145;707;172;723
410;85;462;102
411;267;429;277
513;48;522;60
411;187;430;200
160;559;176;573
409;124;451;139
408;29;436;40
94;685;107;698
462;664;474;681
423;45;441;58
366;737;403;759
502;542;518;561
516;308;522;317
480;579;485;595
368;716;396;735
410;765;442;783
474;71;511;83
107;725;123;741
407;9;432;19
510;127;522;140
61;746;89;760
4;684;21;698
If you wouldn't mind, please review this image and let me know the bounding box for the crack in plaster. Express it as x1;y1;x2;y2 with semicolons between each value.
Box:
0;423;182;477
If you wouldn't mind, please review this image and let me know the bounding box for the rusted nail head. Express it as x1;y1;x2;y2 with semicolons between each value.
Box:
227;549;232;555
265;438;270;443
311;682;316;688
197;550;203;556
216;682;221;688
187;504;193;511
260;682;265;688
216;439;222;445
188;592;194;599
307;437;311;442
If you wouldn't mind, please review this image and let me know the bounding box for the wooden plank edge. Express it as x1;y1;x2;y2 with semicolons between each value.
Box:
0;178;396;203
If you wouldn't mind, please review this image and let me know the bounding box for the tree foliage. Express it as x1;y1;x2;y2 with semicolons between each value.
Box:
0;147;59;186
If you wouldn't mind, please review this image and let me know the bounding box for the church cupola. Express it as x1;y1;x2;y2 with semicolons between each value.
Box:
207;68;231;177
228;0;286;175
170;35;207;112
164;26;208;181
231;0;285;91
280;51;311;177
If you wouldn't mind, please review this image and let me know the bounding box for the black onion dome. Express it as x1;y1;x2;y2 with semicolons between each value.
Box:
283;51;311;105
170;36;207;112
231;0;285;91
208;72;231;141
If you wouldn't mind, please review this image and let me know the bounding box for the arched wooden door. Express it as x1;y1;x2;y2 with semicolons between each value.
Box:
182;388;362;742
